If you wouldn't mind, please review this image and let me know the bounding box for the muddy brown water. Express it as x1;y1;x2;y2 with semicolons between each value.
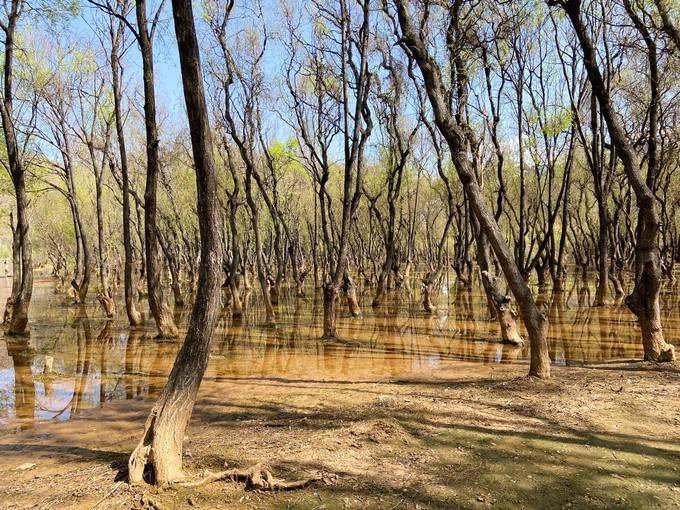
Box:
1;273;678;432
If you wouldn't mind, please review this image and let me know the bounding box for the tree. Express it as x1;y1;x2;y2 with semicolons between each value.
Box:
134;0;178;337
102;0;142;325
391;0;551;378
0;0;33;334
550;0;675;362
128;0;223;486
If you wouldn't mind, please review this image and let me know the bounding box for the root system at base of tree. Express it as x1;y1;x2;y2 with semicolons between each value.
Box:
176;463;328;491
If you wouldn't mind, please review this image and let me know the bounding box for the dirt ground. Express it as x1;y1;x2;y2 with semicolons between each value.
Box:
1;360;679;510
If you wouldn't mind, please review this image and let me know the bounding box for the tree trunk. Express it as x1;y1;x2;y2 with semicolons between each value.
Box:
4;214;20;324
7;178;32;335
322;282;338;338
472;216;499;320
270;279;280;306
118;163;141;323
227;204;243;318
395;2;550;377
403;260;412;292
373;244;394;307
244;169;275;326
72;195;91;305
158;229;184;308
94;144;115;317
593;204;609;307
136;0;178;338
128;0;223;485
230;280;243;319
289;242;306;298
481;271;524;345
535;260;547;288
343;271;361;317
609;260;625;297
421;267;440;314
372;263;388;307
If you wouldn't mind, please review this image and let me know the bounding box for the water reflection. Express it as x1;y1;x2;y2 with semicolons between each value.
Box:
0;272;678;431
3;338;35;429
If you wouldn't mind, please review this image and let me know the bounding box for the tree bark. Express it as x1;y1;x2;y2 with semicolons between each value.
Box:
136;0;178;338
128;0;223;485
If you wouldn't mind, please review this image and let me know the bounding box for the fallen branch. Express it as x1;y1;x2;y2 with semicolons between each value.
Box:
177;463;326;491
90;481;123;510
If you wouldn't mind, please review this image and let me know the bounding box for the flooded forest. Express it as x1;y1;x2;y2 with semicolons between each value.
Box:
0;0;679;509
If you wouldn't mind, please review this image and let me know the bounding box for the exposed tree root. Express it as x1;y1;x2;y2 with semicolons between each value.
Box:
128;410;158;486
177;463;326;491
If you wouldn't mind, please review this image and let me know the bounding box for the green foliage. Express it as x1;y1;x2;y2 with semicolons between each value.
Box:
543;108;572;137
32;0;80;25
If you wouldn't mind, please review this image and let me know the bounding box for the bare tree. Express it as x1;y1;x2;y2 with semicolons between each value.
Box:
391;0;551;377
0;0;33;334
128;0;223;486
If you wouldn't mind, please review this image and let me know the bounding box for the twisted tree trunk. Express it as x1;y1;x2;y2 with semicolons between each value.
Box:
395;0;550;377
481;271;524;346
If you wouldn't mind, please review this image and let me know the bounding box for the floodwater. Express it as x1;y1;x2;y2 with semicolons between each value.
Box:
1;272;678;432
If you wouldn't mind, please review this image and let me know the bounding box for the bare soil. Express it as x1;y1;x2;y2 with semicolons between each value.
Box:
1;361;679;510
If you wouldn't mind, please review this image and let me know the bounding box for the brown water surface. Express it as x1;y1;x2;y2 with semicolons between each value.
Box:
1;273;678;432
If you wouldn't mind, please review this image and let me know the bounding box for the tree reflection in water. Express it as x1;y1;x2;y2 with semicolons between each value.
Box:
1;272;674;431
